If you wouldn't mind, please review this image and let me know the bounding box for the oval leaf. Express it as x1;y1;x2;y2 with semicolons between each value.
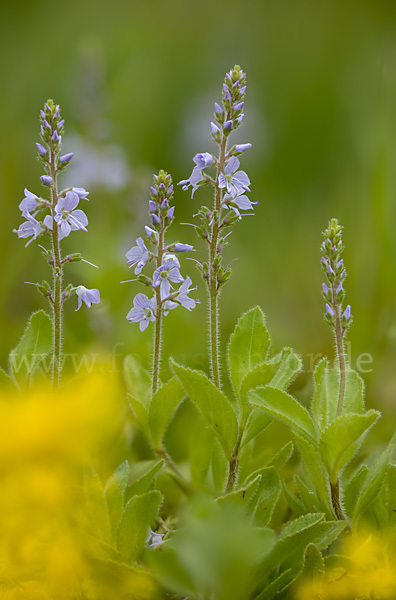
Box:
171;360;238;460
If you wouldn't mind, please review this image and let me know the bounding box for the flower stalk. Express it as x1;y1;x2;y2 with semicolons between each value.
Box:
178;66;254;390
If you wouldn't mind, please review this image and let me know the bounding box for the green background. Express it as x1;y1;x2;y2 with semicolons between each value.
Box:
1;0;396;422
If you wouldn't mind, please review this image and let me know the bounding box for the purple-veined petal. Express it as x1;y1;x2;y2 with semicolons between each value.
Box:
63;191;79;211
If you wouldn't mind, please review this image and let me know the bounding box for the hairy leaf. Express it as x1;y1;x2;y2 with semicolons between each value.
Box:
319;410;380;482
149;376;184;449
8;310;53;386
171;360;238;460
117;490;162;563
249;386;318;443
228;306;270;398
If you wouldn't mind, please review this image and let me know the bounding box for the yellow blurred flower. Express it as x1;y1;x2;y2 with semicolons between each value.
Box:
0;373;157;599
296;530;396;600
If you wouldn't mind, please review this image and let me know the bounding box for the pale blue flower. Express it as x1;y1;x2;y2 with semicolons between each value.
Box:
126;237;149;274
193;152;213;169
224;193;256;218
13;214;42;246
72;187;89;199
127;293;156;331
145;528;164;548
326;303;334;318
218;157;250;198
174;243;194;252
54;191;88;240
153;254;184;300
19;189;40;217
60;152;73;164
40;175;52;186
343;305;352;321
177;276;198;310
75;286;100;310
178;167;204;198
36;143;47;156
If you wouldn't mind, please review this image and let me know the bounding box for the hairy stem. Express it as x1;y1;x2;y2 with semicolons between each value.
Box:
209;136;227;389
152;224;165;396
331;284;347;417
50;153;62;387
225;423;245;493
330;479;345;520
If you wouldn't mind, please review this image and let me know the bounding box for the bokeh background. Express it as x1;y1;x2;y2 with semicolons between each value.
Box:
1;0;396;426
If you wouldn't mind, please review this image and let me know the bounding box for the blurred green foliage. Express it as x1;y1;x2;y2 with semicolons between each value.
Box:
1;0;396;426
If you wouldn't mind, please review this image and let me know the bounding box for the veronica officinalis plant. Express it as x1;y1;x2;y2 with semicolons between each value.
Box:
124;170;198;397
178;65;255;389
14;100;100;386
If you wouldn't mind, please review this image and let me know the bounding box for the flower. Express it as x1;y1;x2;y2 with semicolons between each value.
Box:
224;193;256;218
177;276;198;310
193;152;213;170
343;305;352;321
127;293;156;331
19;188;40;217
75;286;100;310
125;237;149;274
178;166;204;198
36;143;47;156
178;152;214;198
326;303;334;318
60;153;73;164
13;214;42;246
153;254;184;300
145;528;164;549
54;191;88;240
40;175;53;186
218;157;250;198
174;243;194;252
72;187;89;199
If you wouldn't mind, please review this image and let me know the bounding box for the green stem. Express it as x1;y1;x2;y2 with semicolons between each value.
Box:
330;479;345;520
209;135;227;389
50;152;62;387
152;223;165;396
331;287;346;417
225;421;245;493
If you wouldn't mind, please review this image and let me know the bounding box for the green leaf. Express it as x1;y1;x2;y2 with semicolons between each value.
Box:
249;386;318;443
211;438;228;492
127;394;150;440
84;464;111;543
250;467;282;526
171;360;238;460
240;406;272;449
189;418;214;487
228;306;270;398
319;410;380;483
254;569;294;600
342;370;365;414
293;433;333;516
310;358;328;430
269;347;302;390
117;490;162;563
104;461;130;541
319;367;366;427
301;543;325;579
295;475;322;513
147;547;197;598
239;362;279;419
125;460;164;502
353;433;396;520
343;464;369;518
123;354;151;408
149;376;184;449
266;440;294;469
8;310;53;385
